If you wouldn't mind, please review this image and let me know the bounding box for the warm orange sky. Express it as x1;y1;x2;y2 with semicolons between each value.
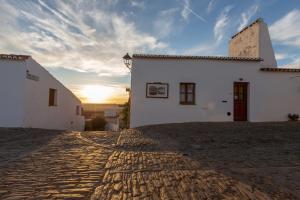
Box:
46;67;130;104
72;85;129;104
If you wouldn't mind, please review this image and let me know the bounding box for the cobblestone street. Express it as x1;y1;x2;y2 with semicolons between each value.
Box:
91;123;300;200
0;122;300;199
0;129;115;200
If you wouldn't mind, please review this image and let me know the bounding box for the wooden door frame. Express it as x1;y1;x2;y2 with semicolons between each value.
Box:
233;82;249;121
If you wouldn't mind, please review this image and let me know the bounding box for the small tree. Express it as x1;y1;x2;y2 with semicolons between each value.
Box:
120;99;130;129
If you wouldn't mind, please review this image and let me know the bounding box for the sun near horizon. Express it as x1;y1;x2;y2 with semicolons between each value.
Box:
74;84;129;104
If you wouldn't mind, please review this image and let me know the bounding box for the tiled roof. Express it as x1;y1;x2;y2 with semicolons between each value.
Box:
133;54;262;61
260;68;300;72
231;18;263;39
0;54;30;61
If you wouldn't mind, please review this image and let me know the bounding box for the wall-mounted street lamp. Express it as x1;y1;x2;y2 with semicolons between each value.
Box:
123;53;132;128
123;53;132;71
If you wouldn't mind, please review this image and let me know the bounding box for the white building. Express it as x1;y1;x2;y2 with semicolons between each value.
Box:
0;54;84;131
130;18;300;128
104;109;120;131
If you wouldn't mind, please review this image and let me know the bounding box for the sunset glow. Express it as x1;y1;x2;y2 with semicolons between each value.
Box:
81;85;114;103
78;85;128;104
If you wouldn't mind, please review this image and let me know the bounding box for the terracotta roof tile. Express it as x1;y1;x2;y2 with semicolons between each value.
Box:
260;68;300;72
0;54;30;61
133;54;262;61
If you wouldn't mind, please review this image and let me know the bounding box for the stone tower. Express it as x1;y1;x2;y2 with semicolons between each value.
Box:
229;18;277;67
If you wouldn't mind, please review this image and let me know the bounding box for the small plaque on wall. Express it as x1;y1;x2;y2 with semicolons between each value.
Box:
146;83;169;98
26;71;39;81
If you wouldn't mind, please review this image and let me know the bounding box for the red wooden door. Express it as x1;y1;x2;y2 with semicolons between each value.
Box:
234;82;248;121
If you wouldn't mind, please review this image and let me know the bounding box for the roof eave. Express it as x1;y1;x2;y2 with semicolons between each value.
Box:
132;54;263;62
260;68;300;72
0;54;31;61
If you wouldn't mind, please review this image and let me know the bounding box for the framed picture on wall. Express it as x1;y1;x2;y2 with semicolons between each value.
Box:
146;83;169;98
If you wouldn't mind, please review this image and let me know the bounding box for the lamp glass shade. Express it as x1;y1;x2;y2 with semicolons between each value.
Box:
123;53;132;67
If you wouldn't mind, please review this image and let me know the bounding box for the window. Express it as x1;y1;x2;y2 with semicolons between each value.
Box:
76;106;81;115
180;83;195;105
49;88;57;106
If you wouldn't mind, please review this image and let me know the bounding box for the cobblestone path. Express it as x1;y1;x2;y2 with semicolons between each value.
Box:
0;131;115;200
1;123;299;200
91;123;300;200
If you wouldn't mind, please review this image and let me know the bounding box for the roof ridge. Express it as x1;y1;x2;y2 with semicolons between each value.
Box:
231;18;263;39
0;54;31;61
260;68;300;72
133;53;262;61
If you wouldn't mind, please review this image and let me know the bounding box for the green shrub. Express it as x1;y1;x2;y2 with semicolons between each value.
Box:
120;101;130;129
85;116;106;131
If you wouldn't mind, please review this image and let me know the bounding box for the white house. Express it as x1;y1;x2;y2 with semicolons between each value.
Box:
0;54;84;131
104;108;121;131
130;18;300;128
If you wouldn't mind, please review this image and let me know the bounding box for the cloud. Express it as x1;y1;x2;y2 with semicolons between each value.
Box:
130;0;145;9
181;0;190;20
206;0;215;14
184;42;219;55
279;59;300;69
180;0;206;22
0;0;167;77
153;8;178;38
291;59;300;68
269;9;300;48
214;5;233;44
237;4;259;31
185;5;234;55
270;9;300;67
275;53;288;60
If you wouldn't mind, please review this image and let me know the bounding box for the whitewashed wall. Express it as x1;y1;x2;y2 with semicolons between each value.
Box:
258;22;277;67
23;58;84;131
0;58;84;131
250;71;300;122
130;58;300;128
0;60;26;127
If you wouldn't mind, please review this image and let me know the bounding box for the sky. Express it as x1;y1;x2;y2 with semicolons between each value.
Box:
0;0;300;104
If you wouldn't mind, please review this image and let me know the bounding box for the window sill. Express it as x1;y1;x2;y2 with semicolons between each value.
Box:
180;102;196;105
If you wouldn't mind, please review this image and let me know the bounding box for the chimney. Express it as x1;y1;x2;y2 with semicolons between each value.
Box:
229;18;277;67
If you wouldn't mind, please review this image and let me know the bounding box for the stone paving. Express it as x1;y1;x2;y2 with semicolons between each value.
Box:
0;122;300;199
0;128;61;168
92;122;300;200
0;130;115;200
